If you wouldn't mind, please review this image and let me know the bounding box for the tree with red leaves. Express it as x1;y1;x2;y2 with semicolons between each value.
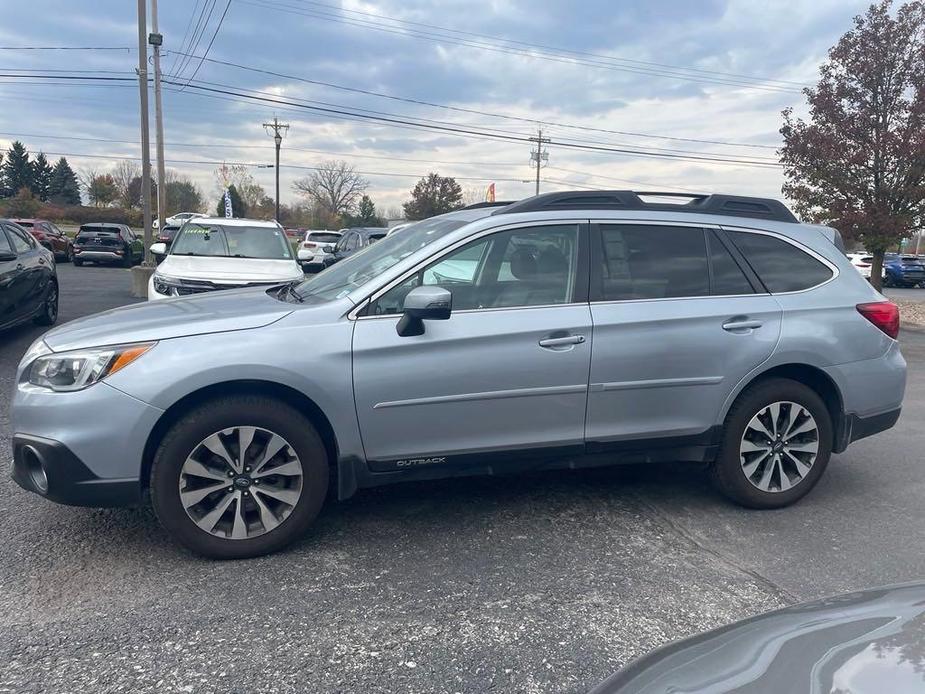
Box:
780;0;925;289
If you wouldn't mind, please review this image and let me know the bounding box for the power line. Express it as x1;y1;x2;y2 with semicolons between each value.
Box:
289;0;808;89
177;0;232;90
241;0;803;94
0;46;133;51
162;50;780;150
167;0;205;76
172;0;217;79
0;73;784;168
546;167;702;194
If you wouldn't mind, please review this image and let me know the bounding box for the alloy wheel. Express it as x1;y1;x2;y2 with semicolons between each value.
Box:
739;401;819;493
179;426;304;540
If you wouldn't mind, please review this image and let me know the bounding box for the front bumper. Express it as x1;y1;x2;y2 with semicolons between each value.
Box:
10;381;163;505
11;434;141;507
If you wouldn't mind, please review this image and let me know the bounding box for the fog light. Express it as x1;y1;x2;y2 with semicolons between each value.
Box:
21;445;49;494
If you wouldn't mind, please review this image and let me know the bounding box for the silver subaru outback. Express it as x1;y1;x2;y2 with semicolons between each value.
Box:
11;191;906;558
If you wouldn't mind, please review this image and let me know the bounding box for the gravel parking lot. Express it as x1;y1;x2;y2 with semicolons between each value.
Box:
1;264;924;693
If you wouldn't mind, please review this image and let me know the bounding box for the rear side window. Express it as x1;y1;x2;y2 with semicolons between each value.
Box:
6;224;34;252
727;231;833;293
598;224;709;300
0;227;14;254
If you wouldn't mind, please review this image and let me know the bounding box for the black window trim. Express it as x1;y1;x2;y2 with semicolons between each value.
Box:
720;224;839;295
352;219;591;320
707;228;765;295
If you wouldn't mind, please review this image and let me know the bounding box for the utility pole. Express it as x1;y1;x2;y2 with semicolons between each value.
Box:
529;127;550;196
150;0;166;249
133;0;153;297
263;117;289;222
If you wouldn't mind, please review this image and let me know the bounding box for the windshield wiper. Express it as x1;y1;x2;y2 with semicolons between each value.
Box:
281;281;304;303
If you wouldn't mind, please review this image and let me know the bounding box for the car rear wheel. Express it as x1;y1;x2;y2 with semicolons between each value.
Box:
33;280;58;326
150;396;329;559
711;378;832;509
64;244;73;262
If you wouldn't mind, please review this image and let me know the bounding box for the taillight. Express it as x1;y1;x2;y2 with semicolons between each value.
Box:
302;242;317;248
857;301;900;339
858;263;871;268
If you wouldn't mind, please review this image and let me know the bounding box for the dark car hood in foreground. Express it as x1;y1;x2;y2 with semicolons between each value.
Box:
590;583;925;694
43;286;295;352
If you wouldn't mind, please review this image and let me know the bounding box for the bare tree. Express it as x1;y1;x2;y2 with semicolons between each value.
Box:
461;186;486;207
112;160;140;208
213;163;265;210
292;160;369;220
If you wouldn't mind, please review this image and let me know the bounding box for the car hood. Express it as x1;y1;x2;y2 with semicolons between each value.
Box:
156;255;304;283
589;582;925;694
43;286;295;352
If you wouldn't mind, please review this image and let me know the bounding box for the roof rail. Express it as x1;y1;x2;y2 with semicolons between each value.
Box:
461;200;517;210
492;190;799;224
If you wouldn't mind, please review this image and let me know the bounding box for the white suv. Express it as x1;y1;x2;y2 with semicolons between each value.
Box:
297;230;342;270
148;217;304;300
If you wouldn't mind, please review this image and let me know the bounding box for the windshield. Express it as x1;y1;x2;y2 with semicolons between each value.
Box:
77;226;120;237
307;232;340;243
170;223;293;259
293;217;469;301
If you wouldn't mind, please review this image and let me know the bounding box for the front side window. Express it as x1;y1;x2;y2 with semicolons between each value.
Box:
727;230;833;293
598;224;709;301
370;224;579;315
170;224;292;259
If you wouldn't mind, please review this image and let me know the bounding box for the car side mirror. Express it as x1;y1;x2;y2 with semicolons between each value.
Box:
397;285;452;337
0;251;16;262
150;242;167;256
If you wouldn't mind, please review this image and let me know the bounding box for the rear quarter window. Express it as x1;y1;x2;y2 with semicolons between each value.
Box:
727;230;833;293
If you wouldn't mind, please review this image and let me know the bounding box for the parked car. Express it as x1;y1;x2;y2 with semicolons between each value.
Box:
153;211;205;230
297;230;342;270
156;224;182;249
323;226;388;268
847;252;874;279
11;191;906;558
147;217;304;300
9;219;74;262
883;253;925;287
73;223;144;267
0;219;57;330
589;582;925;694
284;228;304;240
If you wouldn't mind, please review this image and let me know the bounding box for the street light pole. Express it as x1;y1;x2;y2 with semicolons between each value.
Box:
263;117;289;223
150;0;166;253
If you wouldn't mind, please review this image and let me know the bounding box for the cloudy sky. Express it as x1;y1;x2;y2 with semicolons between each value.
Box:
0;0;873;216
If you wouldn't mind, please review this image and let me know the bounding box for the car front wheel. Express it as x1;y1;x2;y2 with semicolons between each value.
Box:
150;396;329;559
711;378;832;509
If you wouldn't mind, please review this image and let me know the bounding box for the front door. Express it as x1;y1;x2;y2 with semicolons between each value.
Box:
2;223;46;323
352;222;591;469
586;223;782;447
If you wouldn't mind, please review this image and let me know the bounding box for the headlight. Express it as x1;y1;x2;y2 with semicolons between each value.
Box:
17;338;52;378
27;343;155;392
152;273;177;295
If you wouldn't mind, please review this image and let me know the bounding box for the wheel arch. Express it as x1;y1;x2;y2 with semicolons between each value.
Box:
140;379;339;494
723;363;846;450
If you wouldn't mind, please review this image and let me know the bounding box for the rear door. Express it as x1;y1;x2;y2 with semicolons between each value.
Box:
352;221;592;468
0;227;20;327
2;223;47;322
586;223;782;447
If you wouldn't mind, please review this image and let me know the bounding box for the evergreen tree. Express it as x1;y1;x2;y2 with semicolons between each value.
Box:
30;152;53;201
48;157;81;205
216;185;246;217
2;141;33;197
403;173;463;220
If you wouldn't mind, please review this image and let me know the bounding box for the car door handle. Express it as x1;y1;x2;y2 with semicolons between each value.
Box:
539;335;586;348
722;319;762;332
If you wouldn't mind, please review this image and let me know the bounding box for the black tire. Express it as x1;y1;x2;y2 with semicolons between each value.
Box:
122;251;133;268
73;259;83;267
150;395;329;559
33;280;58;326
711;378;832;509
64;244;73;263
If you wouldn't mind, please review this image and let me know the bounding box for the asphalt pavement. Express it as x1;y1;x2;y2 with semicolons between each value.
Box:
0;264;922;693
